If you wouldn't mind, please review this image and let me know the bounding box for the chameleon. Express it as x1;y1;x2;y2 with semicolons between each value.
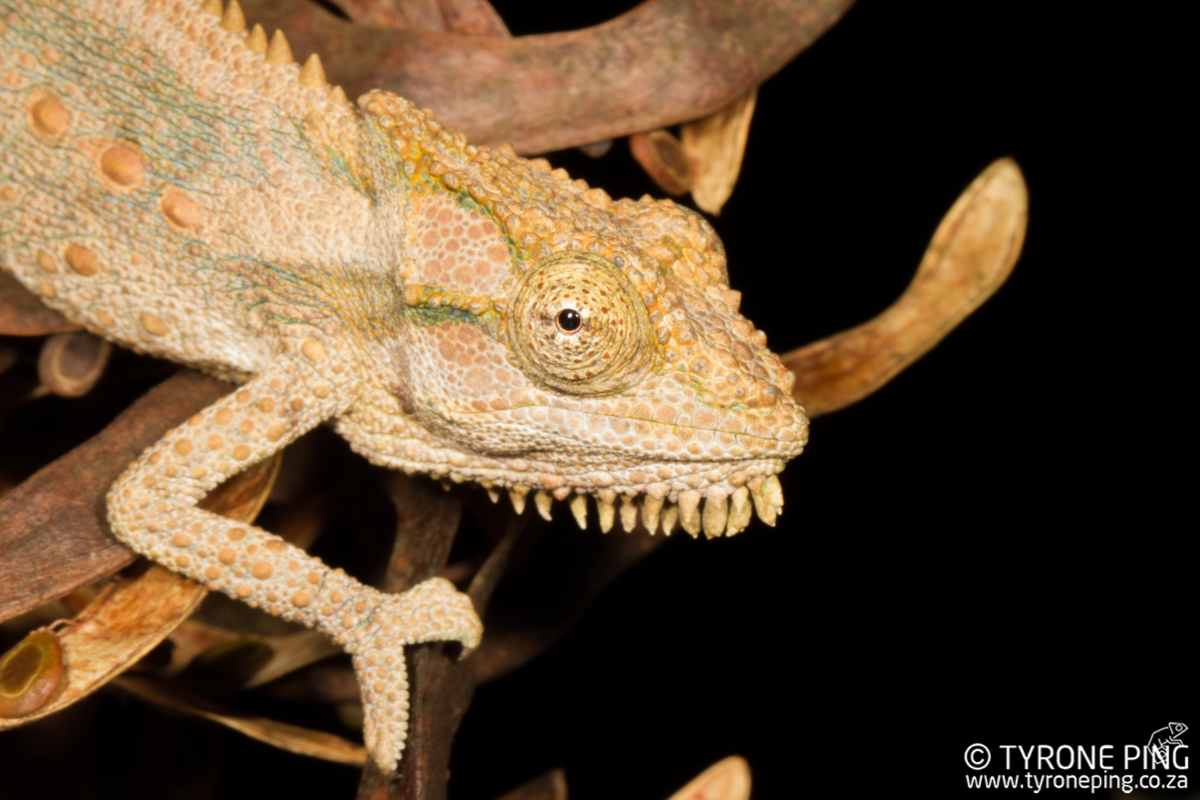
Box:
0;0;807;772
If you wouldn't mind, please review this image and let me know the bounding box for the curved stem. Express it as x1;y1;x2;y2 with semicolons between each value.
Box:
784;159;1029;418
241;0;856;154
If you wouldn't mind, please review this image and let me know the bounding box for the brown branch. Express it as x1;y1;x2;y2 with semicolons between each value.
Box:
0;270;79;336
241;0;856;154
356;474;463;798
358;475;508;799
333;0;510;36
0;370;230;623
379;473;464;596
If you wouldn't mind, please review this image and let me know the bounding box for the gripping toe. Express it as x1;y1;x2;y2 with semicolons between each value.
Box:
348;578;482;772
354;647;411;774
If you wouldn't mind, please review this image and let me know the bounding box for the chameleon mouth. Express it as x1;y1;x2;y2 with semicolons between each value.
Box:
335;399;798;538
489;474;784;539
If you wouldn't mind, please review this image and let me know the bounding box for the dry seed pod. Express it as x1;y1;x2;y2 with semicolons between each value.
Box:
37;331;112;397
666;755;751;800
629;130;692;195
0;633;64;718
682;89;758;215
784;158;1028;416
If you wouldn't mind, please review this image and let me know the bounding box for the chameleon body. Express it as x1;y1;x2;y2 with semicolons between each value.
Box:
0;0;807;771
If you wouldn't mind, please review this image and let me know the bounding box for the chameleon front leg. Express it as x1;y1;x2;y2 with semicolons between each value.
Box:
105;339;481;773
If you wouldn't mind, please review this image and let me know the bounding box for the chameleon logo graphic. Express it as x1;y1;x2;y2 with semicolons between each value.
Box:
1147;722;1187;768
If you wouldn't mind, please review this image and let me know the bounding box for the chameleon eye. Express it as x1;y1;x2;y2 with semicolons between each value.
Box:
506;252;656;396
556;308;582;333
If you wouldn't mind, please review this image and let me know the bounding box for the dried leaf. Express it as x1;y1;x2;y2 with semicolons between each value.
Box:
630;130;692;196
491;768;568;800
36;332;112;398
682;89;757;215
0;270;80;335
666;756;751;800
0;451;281;729
180;629;341;691
783;158;1028;417
0;370;228;623
112;673;368;767
160;618;244;676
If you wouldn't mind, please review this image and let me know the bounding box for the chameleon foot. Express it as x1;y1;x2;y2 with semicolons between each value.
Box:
341;578;482;773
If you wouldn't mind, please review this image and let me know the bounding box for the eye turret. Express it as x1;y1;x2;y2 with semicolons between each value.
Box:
506;252;657;396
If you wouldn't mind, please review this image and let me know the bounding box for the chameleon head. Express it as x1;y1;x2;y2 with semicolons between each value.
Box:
338;91;808;536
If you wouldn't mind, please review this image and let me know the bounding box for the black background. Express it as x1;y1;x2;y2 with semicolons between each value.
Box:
448;1;1192;798
3;1;1191;798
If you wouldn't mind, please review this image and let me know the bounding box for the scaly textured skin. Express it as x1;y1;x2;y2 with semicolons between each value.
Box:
0;0;808;771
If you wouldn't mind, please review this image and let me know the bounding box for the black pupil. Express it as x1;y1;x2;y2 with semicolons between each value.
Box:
557;308;582;332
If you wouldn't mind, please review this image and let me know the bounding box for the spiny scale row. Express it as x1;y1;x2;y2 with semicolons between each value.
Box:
477;476;785;539
198;0;340;97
